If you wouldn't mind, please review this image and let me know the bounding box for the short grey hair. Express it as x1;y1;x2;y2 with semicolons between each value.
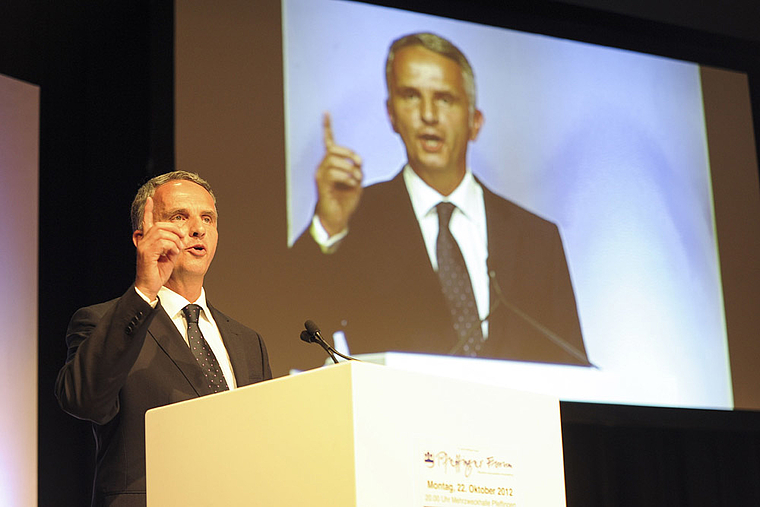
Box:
130;170;216;232
385;32;477;115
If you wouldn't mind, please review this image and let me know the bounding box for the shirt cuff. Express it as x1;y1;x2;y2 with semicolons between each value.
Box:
134;286;159;308
310;215;348;254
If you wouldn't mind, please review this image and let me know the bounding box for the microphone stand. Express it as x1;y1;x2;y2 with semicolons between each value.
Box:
300;330;339;364
300;325;362;364
448;269;596;368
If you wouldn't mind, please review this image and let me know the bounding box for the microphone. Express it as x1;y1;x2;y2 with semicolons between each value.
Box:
483;264;596;368
304;320;325;342
448;259;594;367
301;320;360;363
300;327;338;364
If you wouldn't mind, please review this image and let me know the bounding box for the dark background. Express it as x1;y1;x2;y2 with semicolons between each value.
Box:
2;0;759;505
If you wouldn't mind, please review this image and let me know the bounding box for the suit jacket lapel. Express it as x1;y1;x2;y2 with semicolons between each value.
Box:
482;184;520;345
483;185;518;290
389;171;461;348
147;306;213;396
209;304;251;387
388;170;439;276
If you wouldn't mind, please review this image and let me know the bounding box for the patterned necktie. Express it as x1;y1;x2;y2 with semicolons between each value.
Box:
182;304;229;393
436;202;484;356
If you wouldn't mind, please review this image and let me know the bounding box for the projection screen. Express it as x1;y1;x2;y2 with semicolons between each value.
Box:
175;0;760;410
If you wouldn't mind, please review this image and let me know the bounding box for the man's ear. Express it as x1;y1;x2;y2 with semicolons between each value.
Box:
469;109;484;141
132;230;143;247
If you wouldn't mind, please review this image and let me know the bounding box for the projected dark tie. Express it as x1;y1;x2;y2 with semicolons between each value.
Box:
182;304;229;393
436;202;484;356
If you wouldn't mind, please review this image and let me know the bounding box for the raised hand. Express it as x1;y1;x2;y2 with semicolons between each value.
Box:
314;112;364;237
132;196;186;301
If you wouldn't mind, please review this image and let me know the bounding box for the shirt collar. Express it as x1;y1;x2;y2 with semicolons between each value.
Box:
402;164;483;221
158;285;211;323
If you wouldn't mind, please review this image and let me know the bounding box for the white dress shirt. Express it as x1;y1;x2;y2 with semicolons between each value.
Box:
136;285;238;389
402;166;490;337
310;165;491;337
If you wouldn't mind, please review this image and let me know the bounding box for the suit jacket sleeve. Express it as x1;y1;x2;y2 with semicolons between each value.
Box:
55;286;159;425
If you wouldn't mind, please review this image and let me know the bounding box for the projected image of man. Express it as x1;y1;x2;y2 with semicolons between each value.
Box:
296;32;589;365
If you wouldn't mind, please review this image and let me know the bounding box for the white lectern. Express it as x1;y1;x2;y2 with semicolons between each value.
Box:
146;361;566;506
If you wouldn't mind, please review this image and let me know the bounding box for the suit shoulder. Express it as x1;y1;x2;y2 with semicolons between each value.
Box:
208;305;262;338
483;186;560;234
359;175;404;205
350;173;409;226
69;287;149;326
67;287;156;343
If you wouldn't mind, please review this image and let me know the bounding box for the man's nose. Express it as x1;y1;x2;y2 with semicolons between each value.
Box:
420;96;438;124
188;216;206;237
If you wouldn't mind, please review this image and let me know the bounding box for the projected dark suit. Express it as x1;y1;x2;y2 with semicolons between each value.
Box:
56;286;271;507
295;170;589;365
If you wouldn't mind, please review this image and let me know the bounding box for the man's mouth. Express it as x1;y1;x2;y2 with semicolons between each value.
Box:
419;133;444;151
186;244;206;254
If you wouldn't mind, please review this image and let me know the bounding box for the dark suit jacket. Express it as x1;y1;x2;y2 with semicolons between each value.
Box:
294;170;588;366
55;287;272;507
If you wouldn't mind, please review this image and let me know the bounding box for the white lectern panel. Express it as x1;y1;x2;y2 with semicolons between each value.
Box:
146;362;565;506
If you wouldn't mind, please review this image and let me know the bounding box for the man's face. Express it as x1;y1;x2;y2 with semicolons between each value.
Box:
387;45;483;190
151;179;218;282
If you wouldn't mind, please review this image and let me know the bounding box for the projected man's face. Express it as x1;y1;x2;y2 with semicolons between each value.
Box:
387;45;483;195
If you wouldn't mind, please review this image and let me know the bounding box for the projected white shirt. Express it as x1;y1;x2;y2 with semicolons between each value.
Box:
310;165;490;337
402;165;490;337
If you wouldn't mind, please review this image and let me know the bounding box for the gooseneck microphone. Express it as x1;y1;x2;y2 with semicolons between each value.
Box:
300;320;360;363
485;266;595;368
448;260;594;367
300;328;338;364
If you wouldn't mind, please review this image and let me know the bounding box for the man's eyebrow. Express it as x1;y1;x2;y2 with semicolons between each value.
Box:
434;90;459;100
161;207;188;218
159;207;217;219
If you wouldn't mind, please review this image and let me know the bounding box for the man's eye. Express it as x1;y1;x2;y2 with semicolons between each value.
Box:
203;216;213;224
171;215;185;221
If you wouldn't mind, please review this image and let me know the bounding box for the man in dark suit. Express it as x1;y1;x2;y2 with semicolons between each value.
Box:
295;32;589;365
56;171;272;507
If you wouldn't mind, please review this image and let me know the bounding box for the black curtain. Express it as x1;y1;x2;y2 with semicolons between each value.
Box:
562;403;760;506
10;0;174;504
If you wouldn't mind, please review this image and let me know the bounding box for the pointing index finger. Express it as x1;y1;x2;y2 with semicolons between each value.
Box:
143;196;154;232
323;111;335;150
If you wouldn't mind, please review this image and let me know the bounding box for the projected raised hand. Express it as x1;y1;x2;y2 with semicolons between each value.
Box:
314;112;364;237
